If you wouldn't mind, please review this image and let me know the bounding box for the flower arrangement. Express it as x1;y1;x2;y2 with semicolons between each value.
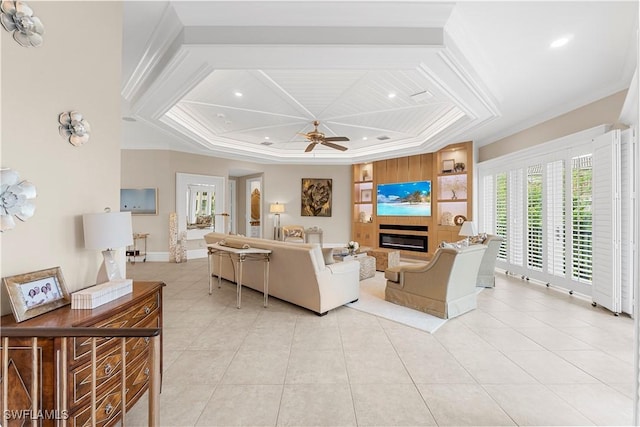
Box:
347;240;359;255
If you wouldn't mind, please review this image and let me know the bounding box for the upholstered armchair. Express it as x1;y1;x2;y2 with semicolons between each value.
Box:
477;234;503;287
384;244;487;319
281;225;305;243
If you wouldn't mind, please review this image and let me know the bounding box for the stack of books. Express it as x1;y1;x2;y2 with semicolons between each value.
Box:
71;279;133;309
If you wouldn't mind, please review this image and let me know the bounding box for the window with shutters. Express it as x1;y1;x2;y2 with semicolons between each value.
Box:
527;164;543;271
478;127;624;301
571;154;593;284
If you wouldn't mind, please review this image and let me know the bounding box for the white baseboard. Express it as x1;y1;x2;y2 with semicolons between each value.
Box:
133;250;208;263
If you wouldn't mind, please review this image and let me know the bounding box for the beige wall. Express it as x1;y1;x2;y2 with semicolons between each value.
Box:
1;2;123;315
478;90;628;162
121;150;352;256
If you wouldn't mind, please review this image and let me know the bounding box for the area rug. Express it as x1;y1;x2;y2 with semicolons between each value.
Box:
346;272;449;333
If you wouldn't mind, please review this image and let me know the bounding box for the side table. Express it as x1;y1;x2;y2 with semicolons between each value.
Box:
127;232;149;263
368;248;401;271
342;253;376;280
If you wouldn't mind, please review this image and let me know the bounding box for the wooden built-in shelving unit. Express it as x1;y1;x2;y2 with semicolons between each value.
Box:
351;141;473;257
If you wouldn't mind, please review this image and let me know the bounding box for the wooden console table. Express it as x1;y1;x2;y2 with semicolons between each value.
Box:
0;281;164;426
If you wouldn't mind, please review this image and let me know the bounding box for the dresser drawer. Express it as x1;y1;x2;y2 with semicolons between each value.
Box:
70;293;160;362
125;316;158;364
126;350;151;410
69;344;123;406
69;378;123;427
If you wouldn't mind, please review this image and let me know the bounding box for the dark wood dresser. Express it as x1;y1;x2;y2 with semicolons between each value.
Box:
0;281;164;426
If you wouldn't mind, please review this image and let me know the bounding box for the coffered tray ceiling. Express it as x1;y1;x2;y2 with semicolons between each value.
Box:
121;1;637;164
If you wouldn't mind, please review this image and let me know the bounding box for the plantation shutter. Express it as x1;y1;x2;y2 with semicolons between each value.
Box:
620;129;635;315
527;164;543;271
571;155;593;284
508;168;524;266
496;172;508;261
591;130;621;313
482;175;495;234
546;160;566;277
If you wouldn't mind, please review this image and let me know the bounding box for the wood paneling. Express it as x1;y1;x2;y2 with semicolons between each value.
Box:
408;156;422;181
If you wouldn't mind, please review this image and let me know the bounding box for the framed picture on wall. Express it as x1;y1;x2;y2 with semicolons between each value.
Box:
120;188;158;215
361;189;372;202
301;178;332;217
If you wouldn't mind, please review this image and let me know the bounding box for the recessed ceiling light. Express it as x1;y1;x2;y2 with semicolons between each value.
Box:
362;137;368;141
550;35;573;49
388;93;396;99
234;91;243;97
265;136;270;140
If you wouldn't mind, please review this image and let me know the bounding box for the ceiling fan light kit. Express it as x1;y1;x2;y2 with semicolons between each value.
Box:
300;121;350;153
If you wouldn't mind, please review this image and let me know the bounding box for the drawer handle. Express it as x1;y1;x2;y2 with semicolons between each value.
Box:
105;403;114;416
104;364;113;376
144;306;151;315
144;367;150;377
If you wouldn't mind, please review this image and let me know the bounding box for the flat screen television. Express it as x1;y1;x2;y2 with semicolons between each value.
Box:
377;180;431;216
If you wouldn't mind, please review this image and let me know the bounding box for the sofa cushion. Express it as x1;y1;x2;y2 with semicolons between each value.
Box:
322;247;335;265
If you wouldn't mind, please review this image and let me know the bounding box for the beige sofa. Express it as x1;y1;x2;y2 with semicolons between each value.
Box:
384;244;487;319
204;232;360;315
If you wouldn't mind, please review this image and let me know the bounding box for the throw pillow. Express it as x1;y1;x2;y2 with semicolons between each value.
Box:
322;247;335;265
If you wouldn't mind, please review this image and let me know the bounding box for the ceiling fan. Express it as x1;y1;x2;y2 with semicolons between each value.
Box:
299;120;350;152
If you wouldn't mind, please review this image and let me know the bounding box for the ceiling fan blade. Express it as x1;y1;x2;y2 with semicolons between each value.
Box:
324;136;350;142
297;132;311;138
322;141;348;151
305;142;318;152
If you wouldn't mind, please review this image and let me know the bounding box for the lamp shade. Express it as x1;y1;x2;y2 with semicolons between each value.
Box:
458;221;477;237
269;203;285;214
83;211;133;249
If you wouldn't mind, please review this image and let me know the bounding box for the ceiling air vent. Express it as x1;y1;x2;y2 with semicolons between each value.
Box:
377;135;390;141
261;141;273;146
410;90;433;102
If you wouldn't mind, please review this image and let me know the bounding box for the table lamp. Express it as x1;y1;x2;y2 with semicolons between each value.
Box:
459;221;477;246
83;209;133;284
269;202;285;240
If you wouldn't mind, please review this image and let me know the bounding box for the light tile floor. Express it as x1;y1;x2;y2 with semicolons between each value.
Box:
125;258;634;426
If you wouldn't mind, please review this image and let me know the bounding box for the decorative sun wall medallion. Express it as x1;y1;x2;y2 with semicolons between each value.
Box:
0;168;36;232
59;111;91;146
0;1;44;47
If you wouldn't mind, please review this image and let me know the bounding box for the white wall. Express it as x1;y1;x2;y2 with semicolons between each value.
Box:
1;2;123;315
121;150;352;257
